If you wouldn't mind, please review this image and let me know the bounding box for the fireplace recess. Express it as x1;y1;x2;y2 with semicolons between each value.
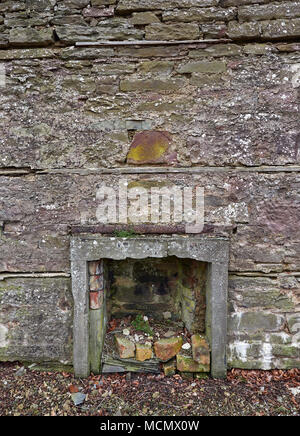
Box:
70;235;229;378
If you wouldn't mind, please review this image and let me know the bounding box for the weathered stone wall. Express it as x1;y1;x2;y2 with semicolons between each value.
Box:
0;0;299;370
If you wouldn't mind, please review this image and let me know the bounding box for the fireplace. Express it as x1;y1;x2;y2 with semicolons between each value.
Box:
70;235;229;378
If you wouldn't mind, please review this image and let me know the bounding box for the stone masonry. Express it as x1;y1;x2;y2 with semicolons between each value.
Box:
0;0;299;372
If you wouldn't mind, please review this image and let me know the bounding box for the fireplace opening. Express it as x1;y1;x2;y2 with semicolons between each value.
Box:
90;256;211;375
71;235;228;378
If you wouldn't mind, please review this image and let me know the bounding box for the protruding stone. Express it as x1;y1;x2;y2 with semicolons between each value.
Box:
191;334;210;365
115;335;135;359
177;354;210;372
154;336;183;361
127;131;176;165
136;343;153;361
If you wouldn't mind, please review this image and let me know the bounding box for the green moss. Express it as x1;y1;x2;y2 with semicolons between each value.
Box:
114;229;137;238
131;314;154;336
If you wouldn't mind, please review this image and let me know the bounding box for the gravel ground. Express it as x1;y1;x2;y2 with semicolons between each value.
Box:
0;362;299;416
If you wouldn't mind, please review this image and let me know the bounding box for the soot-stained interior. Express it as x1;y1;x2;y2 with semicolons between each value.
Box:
105;256;208;333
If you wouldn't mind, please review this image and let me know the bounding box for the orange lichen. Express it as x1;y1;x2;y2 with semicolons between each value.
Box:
127;130;172;164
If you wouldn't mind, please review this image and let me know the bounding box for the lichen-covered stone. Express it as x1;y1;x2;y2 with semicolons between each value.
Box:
272;344;299;359
127;131;175;165
162;6;236;23
0;2;25;13
229;312;285;333
191;334;210;365
115;335;135;359
0;48;55;60
9;28;55;47
176;354;210;372
287;314;300;333
145;23;200;41
0;277;72;363
228;21;261;39
154;336;183;361
163;359;176;376
82;6;115;17
238;2;300;23
117;0;218;13
64;0;90;8
201;22;228;39
261;18;300;40
229;276;295;311
26;0;54;12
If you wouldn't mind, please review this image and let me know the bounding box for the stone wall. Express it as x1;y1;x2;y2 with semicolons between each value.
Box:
0;0;299;371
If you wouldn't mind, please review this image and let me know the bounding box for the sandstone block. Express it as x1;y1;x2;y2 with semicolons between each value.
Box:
115;335;135;359
136;343;153;361
154;336;183;361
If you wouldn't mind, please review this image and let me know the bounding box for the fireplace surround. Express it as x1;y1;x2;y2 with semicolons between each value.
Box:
70;235;229;378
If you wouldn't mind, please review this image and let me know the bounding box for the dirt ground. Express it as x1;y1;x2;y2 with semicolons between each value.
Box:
0;362;299;416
